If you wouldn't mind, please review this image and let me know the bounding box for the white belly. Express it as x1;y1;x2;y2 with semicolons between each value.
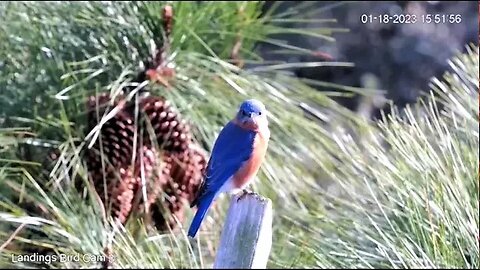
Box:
214;176;251;200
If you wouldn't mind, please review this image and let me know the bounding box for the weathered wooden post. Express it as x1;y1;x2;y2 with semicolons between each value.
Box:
213;193;273;269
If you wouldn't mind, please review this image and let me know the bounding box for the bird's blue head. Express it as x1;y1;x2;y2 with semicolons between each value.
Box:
235;99;268;131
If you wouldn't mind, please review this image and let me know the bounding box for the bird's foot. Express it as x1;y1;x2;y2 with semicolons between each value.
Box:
236;189;258;202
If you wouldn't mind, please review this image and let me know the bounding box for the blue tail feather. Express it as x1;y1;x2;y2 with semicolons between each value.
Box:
188;193;215;238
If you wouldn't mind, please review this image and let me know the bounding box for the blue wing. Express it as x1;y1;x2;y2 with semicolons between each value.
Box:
195;121;256;200
187;121;255;238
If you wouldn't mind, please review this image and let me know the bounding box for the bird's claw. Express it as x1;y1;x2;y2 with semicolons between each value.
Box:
236;189;258;202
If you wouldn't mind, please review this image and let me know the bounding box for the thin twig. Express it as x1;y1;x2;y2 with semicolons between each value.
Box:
163;4;173;43
230;5;245;68
0;223;27;252
230;35;244;68
145;4;175;88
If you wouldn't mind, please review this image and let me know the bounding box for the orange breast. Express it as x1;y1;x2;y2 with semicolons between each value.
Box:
232;131;269;188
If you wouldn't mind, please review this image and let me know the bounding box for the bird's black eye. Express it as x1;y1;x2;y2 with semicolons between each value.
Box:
258;111;262;115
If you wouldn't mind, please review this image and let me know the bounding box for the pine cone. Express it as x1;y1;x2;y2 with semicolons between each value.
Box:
149;146;207;231
83;92;205;228
137;146;171;212
140;96;191;153
84;93;139;224
86;93;135;166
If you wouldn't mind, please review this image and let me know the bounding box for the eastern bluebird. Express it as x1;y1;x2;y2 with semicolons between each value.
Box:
187;99;270;238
